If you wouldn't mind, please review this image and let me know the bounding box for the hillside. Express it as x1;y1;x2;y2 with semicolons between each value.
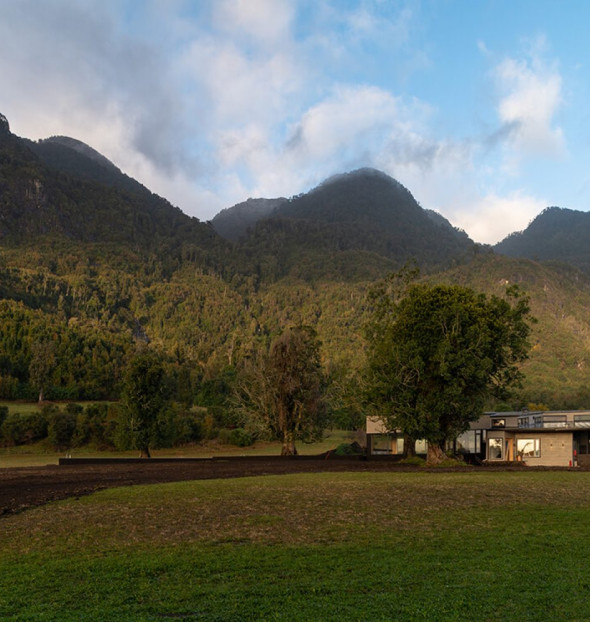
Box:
232;169;476;281
495;207;590;272
212;197;287;241
437;252;590;408
2;113;590;413
0;115;222;258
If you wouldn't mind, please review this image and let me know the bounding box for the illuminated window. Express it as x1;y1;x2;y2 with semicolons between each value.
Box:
488;438;502;460
516;438;540;458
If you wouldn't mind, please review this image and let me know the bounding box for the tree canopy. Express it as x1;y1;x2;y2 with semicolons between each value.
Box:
121;350;170;458
237;326;326;455
365;279;533;463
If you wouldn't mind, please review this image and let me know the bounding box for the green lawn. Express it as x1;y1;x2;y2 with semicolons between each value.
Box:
1;470;590;620
0;429;355;467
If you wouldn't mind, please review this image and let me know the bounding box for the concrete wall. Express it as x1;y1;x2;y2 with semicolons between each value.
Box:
519;432;573;467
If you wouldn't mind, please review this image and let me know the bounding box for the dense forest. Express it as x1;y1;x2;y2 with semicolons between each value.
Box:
2;111;590;451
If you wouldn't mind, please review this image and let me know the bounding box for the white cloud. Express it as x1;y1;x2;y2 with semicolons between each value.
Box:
0;1;568;242
495;46;565;163
213;0;294;45
448;192;546;245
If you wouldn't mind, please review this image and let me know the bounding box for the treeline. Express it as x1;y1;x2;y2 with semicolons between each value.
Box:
0;401;256;452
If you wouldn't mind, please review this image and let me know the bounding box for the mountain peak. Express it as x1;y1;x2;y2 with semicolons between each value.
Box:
0;113;10;135
313;167;403;192
38;136;119;172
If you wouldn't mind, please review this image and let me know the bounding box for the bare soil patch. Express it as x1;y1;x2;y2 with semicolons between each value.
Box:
0;456;579;516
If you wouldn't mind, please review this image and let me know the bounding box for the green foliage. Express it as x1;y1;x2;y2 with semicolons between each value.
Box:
333;441;364;456
218;427;254;447
4;116;590;418
495;206;590;272
120;351;171;457
237;326;327;455
45;404;76;451
365;278;533;462
0;411;48;446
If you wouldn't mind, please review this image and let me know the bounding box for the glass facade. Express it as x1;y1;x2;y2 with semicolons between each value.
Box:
516;438;540;458
488;438;502;460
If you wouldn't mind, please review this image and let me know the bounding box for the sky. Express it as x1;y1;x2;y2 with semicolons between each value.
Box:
1;0;589;244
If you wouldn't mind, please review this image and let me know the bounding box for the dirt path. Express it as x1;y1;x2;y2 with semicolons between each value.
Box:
0;457;406;516
1;457;577;517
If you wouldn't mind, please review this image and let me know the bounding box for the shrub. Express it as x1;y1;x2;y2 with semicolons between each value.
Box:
47;408;77;451
172;410;203;445
218;428;254;447
1;412;48;446
333;441;364;456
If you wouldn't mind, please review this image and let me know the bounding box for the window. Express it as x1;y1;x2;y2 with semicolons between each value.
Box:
574;415;590;428
455;430;482;454
491;419;505;429
541;415;567;428
488;438;503;460
517;438;540;458
415;439;427;454
518;417;530;428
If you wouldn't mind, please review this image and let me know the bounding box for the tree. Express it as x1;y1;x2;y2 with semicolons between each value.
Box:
29;340;57;403
237;326;326;455
365;280;533;464
121;350;170;458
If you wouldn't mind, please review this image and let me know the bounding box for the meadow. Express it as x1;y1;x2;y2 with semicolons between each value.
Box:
1;470;589;620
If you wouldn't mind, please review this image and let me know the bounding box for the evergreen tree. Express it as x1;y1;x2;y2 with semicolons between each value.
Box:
365;280;533;464
121;350;170;458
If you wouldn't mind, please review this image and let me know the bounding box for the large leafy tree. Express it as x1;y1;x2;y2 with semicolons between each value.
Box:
121;350;170;458
365;278;533;464
238;326;326;455
29;340;57;403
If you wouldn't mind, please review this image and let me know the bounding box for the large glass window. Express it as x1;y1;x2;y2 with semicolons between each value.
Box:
517;438;540;458
541;415;567;428
574;415;590;428
455;430;481;454
488;438;503;460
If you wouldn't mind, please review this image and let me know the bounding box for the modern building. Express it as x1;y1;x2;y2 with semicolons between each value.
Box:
366;410;590;466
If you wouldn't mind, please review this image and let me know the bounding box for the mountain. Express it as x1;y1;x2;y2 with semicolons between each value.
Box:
494;207;590;272
233;168;476;280
212;197;287;241
0;115;221;256
4;112;590;413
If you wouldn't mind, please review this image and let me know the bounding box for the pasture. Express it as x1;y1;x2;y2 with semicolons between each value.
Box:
1;470;589;620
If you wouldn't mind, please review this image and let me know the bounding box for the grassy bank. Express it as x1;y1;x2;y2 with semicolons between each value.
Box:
1;471;590;620
0;429;355;468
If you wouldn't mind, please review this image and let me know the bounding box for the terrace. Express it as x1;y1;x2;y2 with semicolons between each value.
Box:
490;411;590;430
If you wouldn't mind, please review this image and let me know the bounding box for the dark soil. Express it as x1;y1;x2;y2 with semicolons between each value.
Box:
0;456;580;517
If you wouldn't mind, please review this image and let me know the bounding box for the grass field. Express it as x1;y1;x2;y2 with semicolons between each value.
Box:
0;429;356;468
2;470;590;621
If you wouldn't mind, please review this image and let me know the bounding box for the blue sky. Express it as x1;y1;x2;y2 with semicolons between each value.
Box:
1;0;589;243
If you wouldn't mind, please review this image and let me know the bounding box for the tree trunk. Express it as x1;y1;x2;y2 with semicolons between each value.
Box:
402;434;416;458
281;430;298;456
140;446;151;458
38;389;44;404
426;442;447;465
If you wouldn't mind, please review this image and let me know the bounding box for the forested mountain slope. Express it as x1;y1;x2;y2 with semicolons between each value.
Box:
437;253;590;408
232;169;476;281
0;114;222;257
495;207;590;272
1;112;590;412
212;197;287;241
